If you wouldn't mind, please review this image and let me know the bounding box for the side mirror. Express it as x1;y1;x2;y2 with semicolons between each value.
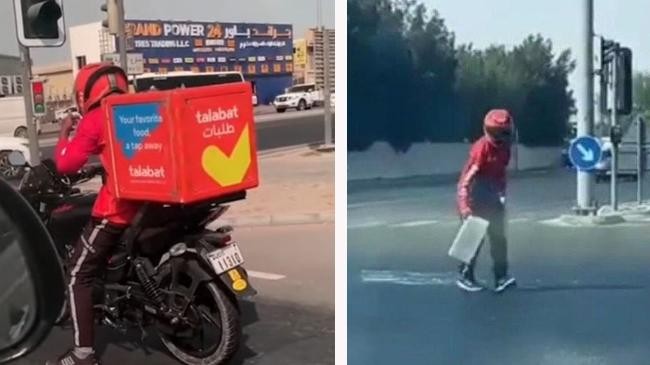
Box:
8;152;26;167
0;177;65;362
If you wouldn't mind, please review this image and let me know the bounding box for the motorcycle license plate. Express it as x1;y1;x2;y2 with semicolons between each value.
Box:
207;243;245;275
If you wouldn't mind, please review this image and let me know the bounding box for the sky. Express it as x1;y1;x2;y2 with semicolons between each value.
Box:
426;0;649;97
0;0;335;66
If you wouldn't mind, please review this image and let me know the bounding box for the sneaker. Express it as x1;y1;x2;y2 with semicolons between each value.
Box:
45;349;100;365
456;277;484;292
494;276;517;293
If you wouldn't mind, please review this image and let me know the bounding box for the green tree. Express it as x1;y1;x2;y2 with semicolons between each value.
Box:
347;0;576;151
633;72;650;118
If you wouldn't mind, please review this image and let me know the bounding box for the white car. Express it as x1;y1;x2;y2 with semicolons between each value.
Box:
54;106;81;121
0;136;31;179
273;84;317;113
0;96;41;138
594;137;639;182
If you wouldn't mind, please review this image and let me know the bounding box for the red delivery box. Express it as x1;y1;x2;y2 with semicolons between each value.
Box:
101;82;259;204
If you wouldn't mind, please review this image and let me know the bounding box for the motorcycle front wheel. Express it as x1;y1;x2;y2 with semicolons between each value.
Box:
159;281;241;365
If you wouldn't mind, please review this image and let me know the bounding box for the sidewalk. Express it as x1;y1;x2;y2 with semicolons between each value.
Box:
78;146;333;227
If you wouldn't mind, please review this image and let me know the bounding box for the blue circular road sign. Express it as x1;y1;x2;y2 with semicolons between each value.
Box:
569;136;602;171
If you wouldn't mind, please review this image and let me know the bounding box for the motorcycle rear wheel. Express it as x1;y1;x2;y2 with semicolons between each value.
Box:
159;281;241;365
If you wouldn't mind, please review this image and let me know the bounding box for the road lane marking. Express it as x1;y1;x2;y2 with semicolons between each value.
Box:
360;270;457;286
389;220;438;228
248;270;286;280
348;222;387;230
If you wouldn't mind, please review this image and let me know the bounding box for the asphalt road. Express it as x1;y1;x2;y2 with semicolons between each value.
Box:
349;169;650;365
38;109;335;160
11;223;334;364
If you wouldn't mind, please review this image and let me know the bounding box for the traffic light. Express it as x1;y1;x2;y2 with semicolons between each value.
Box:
13;0;65;47
616;47;632;115
31;80;45;116
101;0;120;34
13;76;23;94
0;77;11;96
600;38;616;71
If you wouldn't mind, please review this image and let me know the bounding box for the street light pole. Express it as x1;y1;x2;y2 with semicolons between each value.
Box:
576;0;595;214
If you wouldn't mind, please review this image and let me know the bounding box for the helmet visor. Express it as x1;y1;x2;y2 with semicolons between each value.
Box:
485;126;513;143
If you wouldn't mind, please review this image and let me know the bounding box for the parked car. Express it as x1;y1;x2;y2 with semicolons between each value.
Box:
0;136;31;179
273;84;318;113
0;96;40;137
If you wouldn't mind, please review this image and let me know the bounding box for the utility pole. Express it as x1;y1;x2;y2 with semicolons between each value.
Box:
576;0;595;214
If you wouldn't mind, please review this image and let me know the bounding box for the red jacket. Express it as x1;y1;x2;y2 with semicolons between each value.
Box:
457;136;510;215
54;108;139;225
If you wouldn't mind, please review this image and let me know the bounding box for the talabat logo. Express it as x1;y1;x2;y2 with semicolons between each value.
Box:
195;106;239;124
201;125;252;186
190;97;253;187
128;165;166;178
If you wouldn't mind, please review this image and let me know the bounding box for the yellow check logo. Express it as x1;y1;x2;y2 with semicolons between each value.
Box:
201;125;252;186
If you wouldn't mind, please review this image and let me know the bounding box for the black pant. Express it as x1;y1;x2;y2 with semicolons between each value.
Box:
460;207;508;280
67;219;125;348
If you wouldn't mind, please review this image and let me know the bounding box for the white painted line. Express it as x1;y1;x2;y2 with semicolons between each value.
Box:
248;270;286;280
348;221;386;229
509;218;529;223
361;270;457;286
389;220;438;228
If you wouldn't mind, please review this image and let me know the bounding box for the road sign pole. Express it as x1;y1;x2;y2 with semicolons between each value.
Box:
19;45;40;167
610;48;619;211
576;0;595;214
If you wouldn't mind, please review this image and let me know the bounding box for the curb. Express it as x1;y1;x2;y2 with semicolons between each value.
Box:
552;214;625;226
258;144;313;157
348;167;557;193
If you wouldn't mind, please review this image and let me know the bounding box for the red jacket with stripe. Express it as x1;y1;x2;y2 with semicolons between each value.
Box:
54;107;139;225
456;136;510;216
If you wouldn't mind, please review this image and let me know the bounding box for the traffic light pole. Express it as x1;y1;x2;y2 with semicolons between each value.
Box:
19;45;41;167
117;0;128;71
637;116;645;204
610;52;619;211
576;0;595;214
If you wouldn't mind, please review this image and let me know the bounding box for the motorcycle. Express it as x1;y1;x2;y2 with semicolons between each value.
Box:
9;153;256;365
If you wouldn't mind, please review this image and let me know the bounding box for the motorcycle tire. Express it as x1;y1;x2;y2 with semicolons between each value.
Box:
159;281;241;365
